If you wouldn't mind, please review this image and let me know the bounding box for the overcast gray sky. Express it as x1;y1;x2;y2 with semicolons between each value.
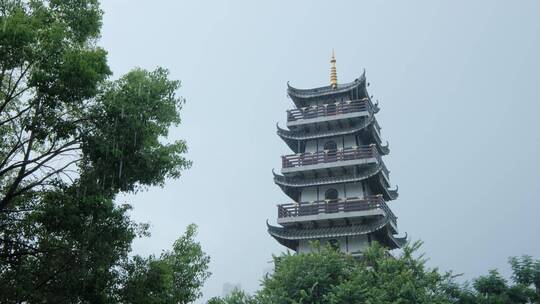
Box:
100;0;540;302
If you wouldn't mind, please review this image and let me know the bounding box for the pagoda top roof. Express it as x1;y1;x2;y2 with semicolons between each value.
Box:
287;71;366;102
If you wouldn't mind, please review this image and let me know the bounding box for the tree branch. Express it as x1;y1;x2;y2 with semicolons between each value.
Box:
0;100;39;211
0;103;32;126
0;63;32;114
10;157;82;200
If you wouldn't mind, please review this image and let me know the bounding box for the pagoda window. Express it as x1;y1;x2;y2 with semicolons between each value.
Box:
324;188;338;201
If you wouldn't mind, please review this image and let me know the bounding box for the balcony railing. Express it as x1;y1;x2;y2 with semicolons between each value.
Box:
282;145;378;169
277;195;396;224
287;99;370;122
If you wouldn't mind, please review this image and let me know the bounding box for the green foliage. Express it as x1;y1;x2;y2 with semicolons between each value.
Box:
209;244;540;304
209;242;458;304
0;0;200;303
325;241;457;304
254;241;456;304
83;67;191;195
509;255;540;291
472;270;509;303
462;256;540;304
0;0;190;210
208;288;257;304
0;182;140;302
121;224;211;304
257;243;356;304
122;256;174;304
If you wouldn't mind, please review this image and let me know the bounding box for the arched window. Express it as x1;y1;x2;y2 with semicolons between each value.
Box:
325;188;338;201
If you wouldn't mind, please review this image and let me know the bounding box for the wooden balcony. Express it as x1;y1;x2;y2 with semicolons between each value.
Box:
282;145;379;170
286;99;371;129
287;99;370;122
277;196;396;226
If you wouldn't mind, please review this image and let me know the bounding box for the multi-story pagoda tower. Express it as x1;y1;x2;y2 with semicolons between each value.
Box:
267;52;406;256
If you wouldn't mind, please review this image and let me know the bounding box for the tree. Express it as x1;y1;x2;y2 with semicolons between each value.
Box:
0;0;109;211
256;243;356;304
258;241;457;304
208;243;540;304
0;0;190;211
325;241;457;304
121;224;211;304
458;256;540;304
0;184;137;302
0;0;196;302
0;66;191;302
209;242;459;304
509;255;540;299
207;288;257;304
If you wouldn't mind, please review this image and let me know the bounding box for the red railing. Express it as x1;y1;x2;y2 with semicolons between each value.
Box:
287;99;370;122
277;196;396;225
282;145;378;169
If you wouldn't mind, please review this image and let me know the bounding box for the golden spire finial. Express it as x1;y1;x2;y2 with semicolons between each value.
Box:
330;49;338;89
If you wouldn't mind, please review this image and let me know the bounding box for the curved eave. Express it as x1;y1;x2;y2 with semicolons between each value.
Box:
277;114;374;141
382;187;398;201
274;164;380;187
266;220;299;251
369;175;399;201
388;186;399;200
380;142;390;155
267;216;404;250
388;232;408;249
276;119;390;155
373;100;380;114
273;167;398;201
370;228;405;250
287;73;367;106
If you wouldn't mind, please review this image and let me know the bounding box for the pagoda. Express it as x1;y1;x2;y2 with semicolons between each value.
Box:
267;52;406;256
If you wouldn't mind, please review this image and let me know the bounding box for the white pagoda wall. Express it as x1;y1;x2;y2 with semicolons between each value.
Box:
346;183;364;198
300;187;318;202
297;234;370;254
303;135;357;153
300;183;365;202
307;96;351;107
